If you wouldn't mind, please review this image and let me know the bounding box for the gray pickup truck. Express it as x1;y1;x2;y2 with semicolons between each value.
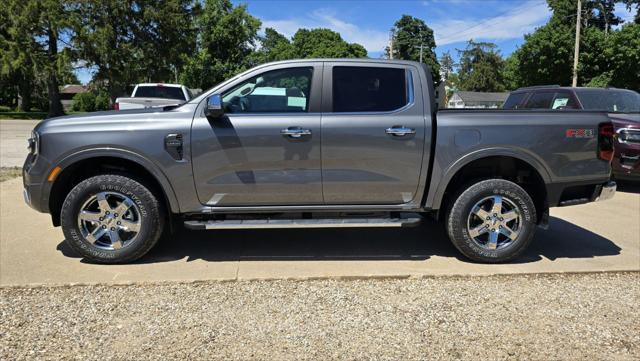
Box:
23;59;616;264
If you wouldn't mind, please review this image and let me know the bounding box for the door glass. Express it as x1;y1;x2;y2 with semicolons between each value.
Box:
523;92;555;109
551;92;577;109
503;92;527;109
332;66;407;112
222;67;313;113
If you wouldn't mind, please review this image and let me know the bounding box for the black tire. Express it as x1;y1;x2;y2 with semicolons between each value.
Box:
60;174;164;264
446;179;537;263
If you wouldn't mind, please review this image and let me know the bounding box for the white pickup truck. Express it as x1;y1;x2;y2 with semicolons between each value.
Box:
114;83;192;110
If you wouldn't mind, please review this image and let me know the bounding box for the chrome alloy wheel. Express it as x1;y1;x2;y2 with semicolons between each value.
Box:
466;195;522;250
77;191;142;250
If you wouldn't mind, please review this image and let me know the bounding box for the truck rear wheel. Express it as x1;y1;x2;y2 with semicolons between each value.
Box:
446;179;537;263
60;174;164;264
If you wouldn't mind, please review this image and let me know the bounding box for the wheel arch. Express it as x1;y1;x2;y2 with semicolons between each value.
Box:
432;150;551;223
48;149;180;226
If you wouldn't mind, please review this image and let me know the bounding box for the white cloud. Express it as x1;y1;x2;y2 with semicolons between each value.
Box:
261;9;389;54
430;0;551;45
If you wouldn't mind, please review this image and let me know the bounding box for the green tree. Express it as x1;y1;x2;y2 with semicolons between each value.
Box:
253;28;296;63
2;0;75;116
509;0;638;88
439;51;454;83
386;15;440;84
179;0;261;90
456;40;506;92
291;28;367;58
74;0;198;100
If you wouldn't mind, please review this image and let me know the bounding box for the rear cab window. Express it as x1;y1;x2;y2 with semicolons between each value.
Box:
332;66;409;112
523;91;555;109
134;86;187;101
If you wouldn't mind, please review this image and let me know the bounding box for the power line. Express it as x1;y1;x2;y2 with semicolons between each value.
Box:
435;0;547;44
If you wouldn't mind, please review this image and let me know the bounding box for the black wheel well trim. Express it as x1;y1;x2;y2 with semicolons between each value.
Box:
429;151;551;222
46;148;180;224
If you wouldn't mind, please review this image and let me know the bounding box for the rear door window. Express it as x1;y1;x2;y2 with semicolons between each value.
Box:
523;91;555;109
332;66;408;112
551;91;578;109
503;92;527;109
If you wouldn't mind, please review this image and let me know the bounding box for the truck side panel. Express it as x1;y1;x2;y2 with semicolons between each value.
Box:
425;110;612;210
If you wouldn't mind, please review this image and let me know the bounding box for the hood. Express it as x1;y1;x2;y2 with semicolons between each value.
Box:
34;106;189;134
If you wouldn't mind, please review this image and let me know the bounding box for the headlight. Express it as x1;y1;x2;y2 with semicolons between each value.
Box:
618;129;640;144
27;130;39;155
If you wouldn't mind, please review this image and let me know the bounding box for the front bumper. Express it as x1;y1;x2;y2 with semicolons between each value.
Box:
22;153;50;213
595;181;616;202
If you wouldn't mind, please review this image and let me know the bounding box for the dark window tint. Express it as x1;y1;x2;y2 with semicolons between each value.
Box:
222;67;312;113
135;86;185;100
333;67;407;112
575;89;640;112
524;91;555;109
503;92;527;109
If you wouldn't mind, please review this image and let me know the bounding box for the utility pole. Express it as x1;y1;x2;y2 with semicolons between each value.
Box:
388;28;395;59
572;0;581;87
419;43;424;63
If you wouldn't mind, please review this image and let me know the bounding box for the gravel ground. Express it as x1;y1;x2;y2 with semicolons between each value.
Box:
0;167;21;182
1;272;639;360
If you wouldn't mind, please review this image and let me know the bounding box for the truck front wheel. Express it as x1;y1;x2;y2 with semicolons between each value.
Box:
446;179;537;263
60;174;164;263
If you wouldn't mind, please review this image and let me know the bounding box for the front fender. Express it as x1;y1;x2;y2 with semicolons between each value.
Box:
48;147;180;213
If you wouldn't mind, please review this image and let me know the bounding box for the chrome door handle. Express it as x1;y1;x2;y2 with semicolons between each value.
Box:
281;128;312;138
385;126;416;136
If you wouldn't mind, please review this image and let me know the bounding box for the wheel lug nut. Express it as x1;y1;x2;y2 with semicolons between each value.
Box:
114;213;118;217
117;221;121;225
102;225;106;229
486;217;490;220
105;211;110;215
99;217;103;221
491;229;495;232
110;227;115;231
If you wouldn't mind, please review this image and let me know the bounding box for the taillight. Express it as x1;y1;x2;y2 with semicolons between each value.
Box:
113;102;119;110
598;122;614;161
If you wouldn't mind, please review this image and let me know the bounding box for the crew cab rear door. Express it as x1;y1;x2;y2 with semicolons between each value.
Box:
191;62;324;206
320;62;426;204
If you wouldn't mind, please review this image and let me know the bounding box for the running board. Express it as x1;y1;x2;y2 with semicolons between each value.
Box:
183;217;421;230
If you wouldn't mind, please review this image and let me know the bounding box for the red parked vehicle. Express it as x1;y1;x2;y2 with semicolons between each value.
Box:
504;86;640;182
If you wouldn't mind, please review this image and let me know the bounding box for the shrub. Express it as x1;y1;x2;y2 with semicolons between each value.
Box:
71;92;96;112
94;92;110;111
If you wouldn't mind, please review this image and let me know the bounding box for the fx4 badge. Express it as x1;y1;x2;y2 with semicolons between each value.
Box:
566;129;595;138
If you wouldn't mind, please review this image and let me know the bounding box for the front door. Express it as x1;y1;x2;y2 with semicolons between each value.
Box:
320;63;426;204
191;64;323;206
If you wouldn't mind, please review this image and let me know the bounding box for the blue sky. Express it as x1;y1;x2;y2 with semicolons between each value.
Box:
75;0;637;84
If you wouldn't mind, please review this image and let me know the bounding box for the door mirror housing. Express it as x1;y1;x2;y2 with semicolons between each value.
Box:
204;94;224;119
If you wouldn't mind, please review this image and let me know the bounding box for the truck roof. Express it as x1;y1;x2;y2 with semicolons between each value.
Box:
251;58;424;67
514;85;624;92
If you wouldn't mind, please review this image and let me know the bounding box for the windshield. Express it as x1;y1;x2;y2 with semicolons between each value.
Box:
575;89;640;113
134;86;186;100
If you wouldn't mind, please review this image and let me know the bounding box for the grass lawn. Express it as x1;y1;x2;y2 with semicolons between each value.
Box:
0;167;22;182
0;112;47;120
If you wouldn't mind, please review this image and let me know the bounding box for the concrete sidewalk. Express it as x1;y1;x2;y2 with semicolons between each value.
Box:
1;177;638;286
0;119;40;168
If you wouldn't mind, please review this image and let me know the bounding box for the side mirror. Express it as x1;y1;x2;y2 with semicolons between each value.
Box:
204;94;224;119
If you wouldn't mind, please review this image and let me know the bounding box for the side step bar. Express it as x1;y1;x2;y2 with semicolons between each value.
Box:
184;217;422;230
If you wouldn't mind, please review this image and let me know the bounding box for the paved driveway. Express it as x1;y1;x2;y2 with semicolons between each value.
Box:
1;176;638;286
0;119;40;167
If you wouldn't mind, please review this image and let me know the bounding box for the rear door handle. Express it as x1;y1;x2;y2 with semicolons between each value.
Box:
385;126;416;136
281;128;312;138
